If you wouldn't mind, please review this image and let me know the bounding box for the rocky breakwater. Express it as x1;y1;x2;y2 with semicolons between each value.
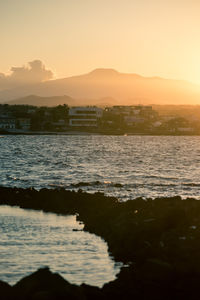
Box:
1;186;200;299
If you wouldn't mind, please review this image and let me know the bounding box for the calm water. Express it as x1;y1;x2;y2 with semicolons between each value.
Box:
1;135;200;200
1;135;200;285
0;205;120;286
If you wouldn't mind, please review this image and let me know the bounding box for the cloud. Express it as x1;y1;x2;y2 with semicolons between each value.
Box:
0;60;54;90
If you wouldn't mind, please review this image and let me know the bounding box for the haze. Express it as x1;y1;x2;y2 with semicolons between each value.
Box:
1;0;200;104
1;0;200;83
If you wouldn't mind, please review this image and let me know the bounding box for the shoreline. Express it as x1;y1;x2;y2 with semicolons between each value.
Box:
1;187;200;299
0;131;200;136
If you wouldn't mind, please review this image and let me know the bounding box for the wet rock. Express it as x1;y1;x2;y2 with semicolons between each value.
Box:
13;267;87;300
137;259;173;281
0;267;103;300
0;280;13;300
2;187;200;298
112;183;123;188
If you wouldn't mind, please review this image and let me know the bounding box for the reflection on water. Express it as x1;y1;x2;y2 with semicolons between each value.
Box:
0;206;120;287
1;135;200;199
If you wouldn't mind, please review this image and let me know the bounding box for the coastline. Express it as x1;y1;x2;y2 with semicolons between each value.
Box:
0;130;199;136
1;187;200;299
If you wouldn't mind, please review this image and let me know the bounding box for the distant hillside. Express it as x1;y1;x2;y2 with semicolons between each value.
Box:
6;95;75;107
5;95;118;107
1;68;200;105
72;96;119;107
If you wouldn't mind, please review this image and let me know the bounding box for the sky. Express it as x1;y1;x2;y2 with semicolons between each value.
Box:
1;0;200;83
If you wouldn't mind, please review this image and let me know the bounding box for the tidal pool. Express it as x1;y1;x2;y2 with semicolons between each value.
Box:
0;205;120;287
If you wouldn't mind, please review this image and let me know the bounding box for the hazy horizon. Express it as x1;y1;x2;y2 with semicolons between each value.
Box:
2;63;200;85
1;0;200;84
1;62;200;105
2;0;200;104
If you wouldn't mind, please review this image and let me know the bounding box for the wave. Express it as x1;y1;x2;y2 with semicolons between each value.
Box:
69;181;124;188
57;181;200;189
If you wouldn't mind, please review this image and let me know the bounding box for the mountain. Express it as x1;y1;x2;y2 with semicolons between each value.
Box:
5;95;118;107
1;68;200;105
6;95;75;106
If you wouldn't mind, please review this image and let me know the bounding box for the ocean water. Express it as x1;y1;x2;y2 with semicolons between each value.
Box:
0;205;120;286
1;134;200;286
1;135;200;200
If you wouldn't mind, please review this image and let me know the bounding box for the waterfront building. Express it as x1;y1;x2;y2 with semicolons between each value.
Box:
17;118;31;130
105;105;154;115
104;105;157;127
0;117;16;130
69;106;103;127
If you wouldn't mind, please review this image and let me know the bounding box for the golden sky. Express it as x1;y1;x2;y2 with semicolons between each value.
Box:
1;0;200;83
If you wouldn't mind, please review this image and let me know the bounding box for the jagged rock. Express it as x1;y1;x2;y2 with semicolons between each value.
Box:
2;187;200;298
13;267;87;300
0;280;13;300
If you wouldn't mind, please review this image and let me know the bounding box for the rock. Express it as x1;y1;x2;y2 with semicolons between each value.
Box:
0;280;13;300
2;187;200;298
13;267;86;300
137;259;173;281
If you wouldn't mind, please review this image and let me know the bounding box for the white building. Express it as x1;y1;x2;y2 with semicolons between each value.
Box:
69;107;103;127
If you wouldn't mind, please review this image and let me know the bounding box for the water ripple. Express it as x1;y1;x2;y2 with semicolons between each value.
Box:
0;206;120;287
1;135;200;200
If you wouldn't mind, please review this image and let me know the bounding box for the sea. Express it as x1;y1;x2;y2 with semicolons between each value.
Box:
1;134;200;286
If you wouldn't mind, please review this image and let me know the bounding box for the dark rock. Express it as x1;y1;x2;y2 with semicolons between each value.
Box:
113;183;123;187
13;267;86;300
0;280;13;300
2;187;200;298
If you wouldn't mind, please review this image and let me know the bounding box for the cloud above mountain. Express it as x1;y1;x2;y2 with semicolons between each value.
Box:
0;60;53;90
1;67;200;105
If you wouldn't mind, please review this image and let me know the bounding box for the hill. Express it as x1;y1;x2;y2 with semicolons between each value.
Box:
5;95;118;107
6;95;75;107
1;68;200;105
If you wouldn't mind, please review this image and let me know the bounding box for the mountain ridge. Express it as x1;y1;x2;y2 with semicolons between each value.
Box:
1;68;200;105
5;95;75;107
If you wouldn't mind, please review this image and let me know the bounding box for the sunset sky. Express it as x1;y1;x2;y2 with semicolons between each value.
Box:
1;0;200;83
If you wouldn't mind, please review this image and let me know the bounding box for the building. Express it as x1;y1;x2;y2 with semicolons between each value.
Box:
17;118;31;130
52;119;68;131
69;107;103;127
0;117;16;130
124;116;145;126
105;105;156;117
104;105;157;127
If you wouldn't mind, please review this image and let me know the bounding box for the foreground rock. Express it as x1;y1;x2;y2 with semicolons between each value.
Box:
1;187;200;299
0;267;103;300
